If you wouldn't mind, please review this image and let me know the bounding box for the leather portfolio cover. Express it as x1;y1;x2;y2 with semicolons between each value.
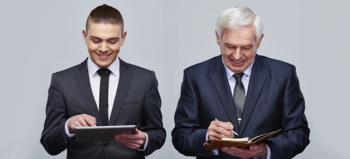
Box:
203;129;282;149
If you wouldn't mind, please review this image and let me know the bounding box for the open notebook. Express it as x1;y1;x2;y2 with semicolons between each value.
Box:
203;129;282;149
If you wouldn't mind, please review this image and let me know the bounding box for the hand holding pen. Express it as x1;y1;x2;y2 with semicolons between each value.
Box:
207;118;237;140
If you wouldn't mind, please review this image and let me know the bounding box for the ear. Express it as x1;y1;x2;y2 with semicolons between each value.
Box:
122;31;127;40
215;31;220;45
121;32;127;44
256;33;264;48
82;30;88;44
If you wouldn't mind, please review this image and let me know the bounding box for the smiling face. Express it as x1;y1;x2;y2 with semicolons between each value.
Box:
83;20;126;68
217;25;263;73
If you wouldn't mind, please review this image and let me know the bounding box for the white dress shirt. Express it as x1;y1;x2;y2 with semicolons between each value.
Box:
87;57;119;119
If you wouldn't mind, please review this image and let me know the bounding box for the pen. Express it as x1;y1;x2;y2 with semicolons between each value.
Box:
231;129;239;136
214;118;239;136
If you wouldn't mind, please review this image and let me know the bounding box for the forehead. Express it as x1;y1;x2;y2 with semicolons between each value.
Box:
86;21;123;38
220;25;257;45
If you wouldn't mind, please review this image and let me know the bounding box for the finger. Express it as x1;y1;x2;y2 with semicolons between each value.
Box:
118;134;134;141
221;147;237;156
215;120;234;131
208;129;223;140
231;146;246;152
122;134;145;142
126;142;142;149
84;115;97;126
222;147;251;159
232;147;257;158
126;129;142;138
249;145;258;150
211;126;232;138
77;116;89;127
210;119;220;128
80;114;96;126
211;120;234;136
114;135;128;144
209;120;231;139
249;144;266;157
123;131;146;140
73;121;82;128
117;134;146;147
130;138;145;145
133;130;147;140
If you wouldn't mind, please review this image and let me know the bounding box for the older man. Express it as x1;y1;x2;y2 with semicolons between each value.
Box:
172;6;309;159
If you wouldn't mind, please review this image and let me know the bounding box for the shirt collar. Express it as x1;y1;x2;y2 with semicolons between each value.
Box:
222;57;254;79
87;57;120;77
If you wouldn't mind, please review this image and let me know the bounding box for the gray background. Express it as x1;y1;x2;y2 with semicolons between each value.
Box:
0;0;349;158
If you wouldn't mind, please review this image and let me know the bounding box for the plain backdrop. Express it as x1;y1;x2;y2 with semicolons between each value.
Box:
0;0;349;158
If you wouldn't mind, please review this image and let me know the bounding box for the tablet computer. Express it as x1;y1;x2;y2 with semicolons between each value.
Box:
75;125;137;142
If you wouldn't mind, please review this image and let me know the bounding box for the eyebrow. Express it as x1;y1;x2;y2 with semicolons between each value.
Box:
224;42;253;47
89;36;120;41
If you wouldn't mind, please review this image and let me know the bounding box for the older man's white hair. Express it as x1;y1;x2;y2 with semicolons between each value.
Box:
216;6;263;40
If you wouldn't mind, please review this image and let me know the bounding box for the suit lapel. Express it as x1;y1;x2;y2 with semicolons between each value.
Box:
109;59;133;125
75;59;101;122
210;56;240;128
239;55;267;135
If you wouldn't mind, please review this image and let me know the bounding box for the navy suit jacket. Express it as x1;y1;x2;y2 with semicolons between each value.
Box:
172;55;310;159
41;59;166;159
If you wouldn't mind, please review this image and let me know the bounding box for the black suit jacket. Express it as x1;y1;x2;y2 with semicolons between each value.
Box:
172;55;310;159
41;58;166;159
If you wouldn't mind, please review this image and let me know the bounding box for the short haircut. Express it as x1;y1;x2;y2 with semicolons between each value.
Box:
85;4;124;31
216;6;263;40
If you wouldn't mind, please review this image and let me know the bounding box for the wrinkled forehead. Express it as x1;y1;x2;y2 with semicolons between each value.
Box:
220;25;257;43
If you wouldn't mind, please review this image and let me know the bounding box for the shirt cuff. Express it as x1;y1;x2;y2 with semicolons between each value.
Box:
266;144;271;159
64;119;75;138
138;132;149;151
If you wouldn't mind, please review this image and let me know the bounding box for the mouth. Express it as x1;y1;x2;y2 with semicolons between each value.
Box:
230;59;245;67
96;53;111;61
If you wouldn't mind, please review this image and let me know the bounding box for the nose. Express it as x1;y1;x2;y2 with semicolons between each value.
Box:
99;42;108;53
233;47;241;60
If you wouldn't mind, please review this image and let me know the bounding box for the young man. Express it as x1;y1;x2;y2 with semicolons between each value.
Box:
41;4;165;159
172;6;310;159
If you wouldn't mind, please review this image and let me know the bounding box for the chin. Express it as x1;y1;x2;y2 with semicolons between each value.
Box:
228;65;242;72
96;61;111;68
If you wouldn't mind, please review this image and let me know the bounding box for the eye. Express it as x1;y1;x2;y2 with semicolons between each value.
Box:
242;46;252;50
225;44;235;49
108;39;119;44
91;38;101;44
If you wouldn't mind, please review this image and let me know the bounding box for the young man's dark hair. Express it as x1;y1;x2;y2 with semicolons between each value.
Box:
86;4;124;31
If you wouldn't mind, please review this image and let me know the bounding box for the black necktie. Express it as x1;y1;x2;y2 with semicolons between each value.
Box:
97;68;111;126
233;73;245;124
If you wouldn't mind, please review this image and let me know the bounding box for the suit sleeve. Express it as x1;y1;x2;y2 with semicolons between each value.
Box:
267;66;310;159
40;73;70;155
141;72;166;155
171;70;210;157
